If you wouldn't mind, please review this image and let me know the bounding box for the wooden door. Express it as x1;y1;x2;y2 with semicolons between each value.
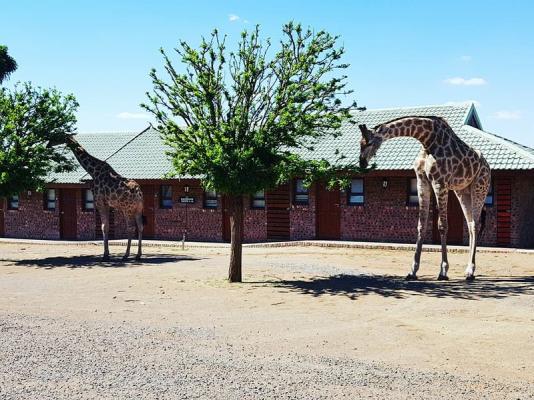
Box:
222;196;231;242
141;185;155;239
0;198;5;237
433;191;464;245
316;183;341;240
60;189;78;240
266;184;290;240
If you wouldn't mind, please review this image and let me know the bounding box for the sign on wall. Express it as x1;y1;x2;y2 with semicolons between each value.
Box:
179;196;195;204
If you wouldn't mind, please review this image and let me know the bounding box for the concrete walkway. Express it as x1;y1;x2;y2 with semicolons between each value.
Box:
1;237;533;254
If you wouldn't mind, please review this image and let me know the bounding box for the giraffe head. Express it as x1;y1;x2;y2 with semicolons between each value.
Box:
46;132;73;148
359;124;383;169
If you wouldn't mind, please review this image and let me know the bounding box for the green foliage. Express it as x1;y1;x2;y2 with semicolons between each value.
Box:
143;22;364;196
0;45;17;84
0;83;78;197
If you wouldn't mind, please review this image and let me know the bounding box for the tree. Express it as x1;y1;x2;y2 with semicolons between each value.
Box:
143;22;358;282
0;83;78;198
0;45;17;84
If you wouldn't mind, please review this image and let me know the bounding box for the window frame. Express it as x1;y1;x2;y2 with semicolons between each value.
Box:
407;178;419;206
8;193;19;210
82;189;95;211
203;190;218;209
347;178;365;206
43;189;57;211
485;179;494;207
159;184;173;209
250;190;266;209
293;179;309;205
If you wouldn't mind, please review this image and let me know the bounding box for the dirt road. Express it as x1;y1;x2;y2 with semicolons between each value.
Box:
0;243;533;399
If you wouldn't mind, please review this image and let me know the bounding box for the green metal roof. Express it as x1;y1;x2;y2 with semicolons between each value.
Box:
49;104;534;184
47;132;140;183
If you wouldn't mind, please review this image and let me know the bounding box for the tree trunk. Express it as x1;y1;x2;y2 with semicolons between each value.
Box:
228;194;243;282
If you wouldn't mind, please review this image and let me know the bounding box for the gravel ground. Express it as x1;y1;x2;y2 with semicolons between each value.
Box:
1;313;532;400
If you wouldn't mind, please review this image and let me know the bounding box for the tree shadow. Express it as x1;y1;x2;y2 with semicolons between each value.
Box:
251;274;534;301
4;253;202;269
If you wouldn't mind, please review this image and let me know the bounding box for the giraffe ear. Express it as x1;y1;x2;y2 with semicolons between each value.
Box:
359;124;371;142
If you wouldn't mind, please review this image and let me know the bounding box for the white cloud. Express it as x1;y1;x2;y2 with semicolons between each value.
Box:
493;110;521;120
445;100;481;107
228;14;240;22
444;77;487;86
460;55;472;62
116;112;150;120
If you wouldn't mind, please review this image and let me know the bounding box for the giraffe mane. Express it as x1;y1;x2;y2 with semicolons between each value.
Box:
372;116;447;130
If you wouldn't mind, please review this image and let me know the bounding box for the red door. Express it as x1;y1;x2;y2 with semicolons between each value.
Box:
222;196;231;242
266;184;290;240
0;198;5;237
60;189;78;240
141;185;155;239
316;183;341;240
433;191;464;245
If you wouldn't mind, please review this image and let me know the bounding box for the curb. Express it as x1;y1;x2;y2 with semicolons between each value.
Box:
1;238;533;254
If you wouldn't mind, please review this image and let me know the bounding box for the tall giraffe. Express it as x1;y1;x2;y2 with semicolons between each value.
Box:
359;116;491;281
52;135;144;261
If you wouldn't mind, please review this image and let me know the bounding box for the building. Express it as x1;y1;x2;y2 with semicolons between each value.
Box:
1;103;534;247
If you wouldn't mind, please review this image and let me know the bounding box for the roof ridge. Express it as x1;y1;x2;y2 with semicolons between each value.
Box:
76;131;139;135
462;125;534;164
350;103;471;114
79;125;153;181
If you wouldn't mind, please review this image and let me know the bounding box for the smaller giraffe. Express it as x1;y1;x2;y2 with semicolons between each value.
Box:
359;116;491;281
51;135;144;261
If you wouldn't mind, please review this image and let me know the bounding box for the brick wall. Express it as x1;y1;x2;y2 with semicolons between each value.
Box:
512;175;534;247
290;183;316;240
4;191;60;239
340;177;432;243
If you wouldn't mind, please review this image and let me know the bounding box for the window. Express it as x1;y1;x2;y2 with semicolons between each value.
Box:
294;179;309;205
83;189;94;210
160;185;173;209
348;179;365;205
204;190;218;208
407;178;419;205
485;180;494;206
8;194;19;210
44;189;57;210
251;190;265;209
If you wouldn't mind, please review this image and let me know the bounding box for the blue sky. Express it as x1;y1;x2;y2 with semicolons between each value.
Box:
2;0;533;145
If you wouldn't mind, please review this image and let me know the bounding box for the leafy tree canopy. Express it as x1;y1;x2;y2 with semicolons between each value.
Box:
0;45;17;84
0;83;78;197
143;22;362;196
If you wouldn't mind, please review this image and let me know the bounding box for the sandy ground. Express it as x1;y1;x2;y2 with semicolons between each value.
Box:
0;242;533;399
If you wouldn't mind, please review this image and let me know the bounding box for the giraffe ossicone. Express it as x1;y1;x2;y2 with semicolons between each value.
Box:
359;116;491;281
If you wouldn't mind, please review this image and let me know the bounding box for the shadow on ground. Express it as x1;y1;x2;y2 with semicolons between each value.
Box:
4;254;201;269
252;274;534;300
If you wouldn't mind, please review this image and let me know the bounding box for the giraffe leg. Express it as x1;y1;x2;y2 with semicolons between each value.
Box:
454;188;475;280
465;168;491;280
135;212;143;261
123;215;135;261
433;185;450;280
97;205;110;261
406;174;431;281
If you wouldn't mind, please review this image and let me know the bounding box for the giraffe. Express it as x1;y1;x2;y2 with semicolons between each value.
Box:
359;116;491;281
50;135;144;261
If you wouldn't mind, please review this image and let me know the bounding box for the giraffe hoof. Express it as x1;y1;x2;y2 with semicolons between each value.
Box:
405;274;418;281
134;256;141;261
122;256;129;261
437;275;449;281
102;255;110;262
465;275;475;282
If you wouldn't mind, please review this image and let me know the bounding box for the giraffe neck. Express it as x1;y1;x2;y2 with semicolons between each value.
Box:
378;117;450;151
65;136;104;178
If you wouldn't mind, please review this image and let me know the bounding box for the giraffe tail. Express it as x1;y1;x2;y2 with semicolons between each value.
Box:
478;207;487;237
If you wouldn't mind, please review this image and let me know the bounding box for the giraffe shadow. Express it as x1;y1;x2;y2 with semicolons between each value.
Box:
250;274;534;301
7;253;201;269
